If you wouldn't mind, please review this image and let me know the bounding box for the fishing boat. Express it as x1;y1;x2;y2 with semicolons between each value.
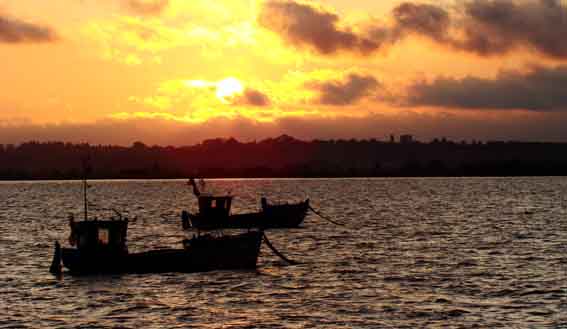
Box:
261;197;310;228
51;220;262;275
181;178;310;230
49;171;263;276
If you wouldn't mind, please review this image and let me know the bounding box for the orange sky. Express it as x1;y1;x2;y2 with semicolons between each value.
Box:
1;0;567;144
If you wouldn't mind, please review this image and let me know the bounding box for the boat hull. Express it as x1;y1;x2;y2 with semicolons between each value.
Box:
60;231;263;275
262;200;310;228
188;200;310;230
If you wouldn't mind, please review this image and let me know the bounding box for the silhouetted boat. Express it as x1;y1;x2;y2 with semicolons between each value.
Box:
261;197;310;228
51;219;262;275
181;179;310;230
49;171;262;276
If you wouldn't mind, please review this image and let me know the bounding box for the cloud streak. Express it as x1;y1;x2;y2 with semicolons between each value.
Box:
258;0;389;55
233;89;271;107
0;15;57;43
124;0;169;16
392;3;450;43
309;74;380;106
405;65;567;111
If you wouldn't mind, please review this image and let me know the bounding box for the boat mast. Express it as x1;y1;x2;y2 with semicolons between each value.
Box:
83;176;88;221
189;178;201;197
82;157;89;221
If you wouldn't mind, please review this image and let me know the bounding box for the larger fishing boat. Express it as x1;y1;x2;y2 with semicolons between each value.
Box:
181;178;310;230
49;172;263;276
50;218;263;275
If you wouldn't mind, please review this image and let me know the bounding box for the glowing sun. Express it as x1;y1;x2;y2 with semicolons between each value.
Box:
216;77;244;103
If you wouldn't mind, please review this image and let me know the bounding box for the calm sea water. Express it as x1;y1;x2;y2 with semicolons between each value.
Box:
0;178;566;328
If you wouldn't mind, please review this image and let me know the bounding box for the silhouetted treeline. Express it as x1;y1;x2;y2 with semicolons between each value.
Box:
1;135;567;180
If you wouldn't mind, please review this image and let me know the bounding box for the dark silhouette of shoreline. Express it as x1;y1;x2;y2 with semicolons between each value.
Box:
1;135;567;180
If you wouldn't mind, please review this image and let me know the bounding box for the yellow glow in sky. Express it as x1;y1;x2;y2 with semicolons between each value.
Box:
216;78;245;103
1;0;565;144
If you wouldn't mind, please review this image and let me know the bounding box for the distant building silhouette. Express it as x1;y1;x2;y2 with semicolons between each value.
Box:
1;135;567;179
400;135;414;144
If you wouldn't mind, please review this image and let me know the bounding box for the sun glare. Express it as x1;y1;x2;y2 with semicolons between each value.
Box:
216;77;244;103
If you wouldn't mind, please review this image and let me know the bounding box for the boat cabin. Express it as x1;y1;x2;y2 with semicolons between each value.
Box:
198;195;233;218
69;219;128;254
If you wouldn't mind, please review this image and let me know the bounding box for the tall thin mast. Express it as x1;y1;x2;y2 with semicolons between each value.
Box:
82;157;89;221
83;176;88;221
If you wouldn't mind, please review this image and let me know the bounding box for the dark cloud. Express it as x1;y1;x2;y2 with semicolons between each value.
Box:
125;0;169;16
310;74;380;106
257;0;453;56
233;89;271;107
392;3;450;42
406;65;567;111
0;15;57;43
455;0;567;58
260;0;567;60
258;0;388;55
393;0;567;59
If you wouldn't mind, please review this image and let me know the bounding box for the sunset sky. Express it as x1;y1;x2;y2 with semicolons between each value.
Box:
1;0;567;145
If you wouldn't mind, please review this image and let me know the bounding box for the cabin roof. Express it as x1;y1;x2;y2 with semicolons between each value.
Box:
74;220;128;228
198;194;233;200
72;220;128;237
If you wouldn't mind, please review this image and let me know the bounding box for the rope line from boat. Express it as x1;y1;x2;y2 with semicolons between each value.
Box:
262;233;300;265
308;205;345;226
160;211;179;222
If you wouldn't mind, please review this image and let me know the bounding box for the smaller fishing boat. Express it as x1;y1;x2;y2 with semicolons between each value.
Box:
182;179;310;230
49;170;262;276
260;197;310;228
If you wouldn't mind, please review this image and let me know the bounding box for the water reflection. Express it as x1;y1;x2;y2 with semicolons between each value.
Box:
0;177;565;328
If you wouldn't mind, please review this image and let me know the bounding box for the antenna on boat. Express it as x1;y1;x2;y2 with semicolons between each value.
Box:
82;156;92;221
188;178;201;197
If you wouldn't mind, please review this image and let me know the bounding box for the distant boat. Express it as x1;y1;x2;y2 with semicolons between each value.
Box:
181;178;310;230
50;171;262;276
261;197;310;228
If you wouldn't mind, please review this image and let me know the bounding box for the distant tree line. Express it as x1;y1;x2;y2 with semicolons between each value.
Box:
1;135;567;180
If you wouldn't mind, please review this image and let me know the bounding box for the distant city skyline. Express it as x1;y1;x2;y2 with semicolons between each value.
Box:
2;0;567;145
3;136;567;180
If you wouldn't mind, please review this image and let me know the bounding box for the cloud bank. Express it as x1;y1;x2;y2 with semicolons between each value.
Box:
258;0;388;55
2;111;567;146
405;65;567;111
309;74;380;106
0;15;57;43
398;0;567;58
260;0;567;59
455;0;567;58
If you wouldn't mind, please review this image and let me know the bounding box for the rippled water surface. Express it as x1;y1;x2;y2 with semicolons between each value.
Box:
1;178;566;328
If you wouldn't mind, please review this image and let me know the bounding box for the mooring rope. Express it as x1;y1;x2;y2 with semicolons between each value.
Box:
262;233;300;265
308;205;345;226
